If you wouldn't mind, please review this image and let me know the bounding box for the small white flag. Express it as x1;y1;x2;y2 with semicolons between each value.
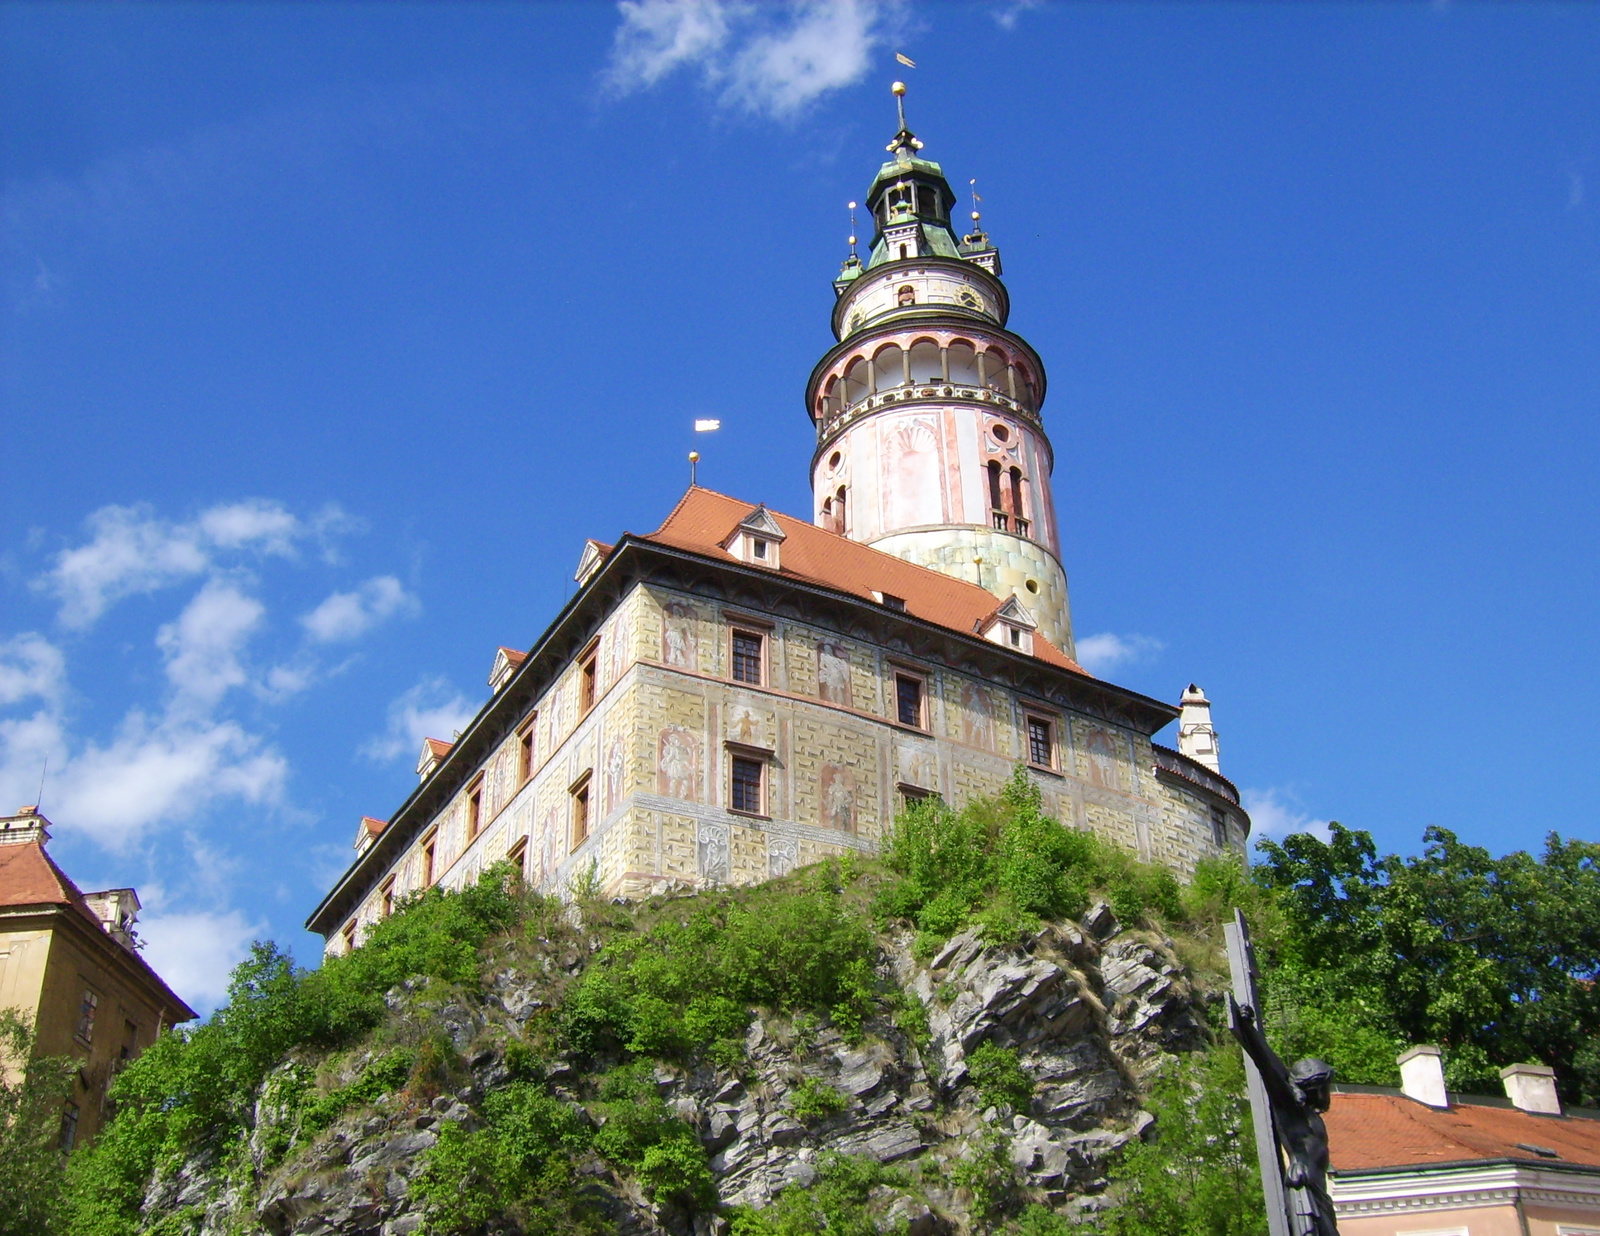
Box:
694;418;721;432
895;52;916;68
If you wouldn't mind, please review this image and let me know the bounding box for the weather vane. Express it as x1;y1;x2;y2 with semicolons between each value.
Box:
969;178;983;232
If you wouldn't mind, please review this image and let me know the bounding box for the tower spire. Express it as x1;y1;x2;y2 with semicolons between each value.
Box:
887;81;923;158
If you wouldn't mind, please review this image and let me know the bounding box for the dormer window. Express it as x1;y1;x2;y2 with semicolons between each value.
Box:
724;505;786;570
980;597;1038;655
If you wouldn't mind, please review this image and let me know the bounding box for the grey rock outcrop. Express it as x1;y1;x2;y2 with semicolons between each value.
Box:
135;912;1212;1235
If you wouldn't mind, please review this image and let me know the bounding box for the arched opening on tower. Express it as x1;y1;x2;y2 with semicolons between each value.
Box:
873;343;906;390
947;341;980;386
909;340;942;384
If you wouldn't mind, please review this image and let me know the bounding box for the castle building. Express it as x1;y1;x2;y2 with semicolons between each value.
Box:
308;91;1251;955
0;807;196;1149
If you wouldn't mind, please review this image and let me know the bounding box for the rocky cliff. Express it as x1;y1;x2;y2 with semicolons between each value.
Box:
139;891;1217;1236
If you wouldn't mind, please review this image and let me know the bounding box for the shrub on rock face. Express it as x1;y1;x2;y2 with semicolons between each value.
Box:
965;1042;1032;1113
729;1153;896;1236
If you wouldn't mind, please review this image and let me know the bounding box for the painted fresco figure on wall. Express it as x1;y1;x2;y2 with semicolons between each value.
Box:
1228;995;1338;1236
658;726;700;800
818;642;851;705
820;764;856;832
1084;726;1121;791
662;601;697;669
961;681;994;750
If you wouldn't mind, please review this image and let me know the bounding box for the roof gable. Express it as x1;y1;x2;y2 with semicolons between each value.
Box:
1327;1091;1600;1172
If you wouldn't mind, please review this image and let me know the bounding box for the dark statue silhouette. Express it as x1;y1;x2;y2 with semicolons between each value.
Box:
1228;994;1339;1236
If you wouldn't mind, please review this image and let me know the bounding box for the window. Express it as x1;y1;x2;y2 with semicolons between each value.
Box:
895;673;925;728
421;829;437;887
1009;627;1022;648
342;920;358;952
506;835;528;878
119;1020;139;1066
732;630;764;684
1027;715;1055;769
579;643;598;713
75;989;98;1044
380;877;396;918
898;783;939;812
730;756;765;815
517;715;536;784
59;1103;79;1153
751;538;768;560
879;593;906;612
466;777;483;842
571;774;592;850
1210;806;1228;848
1010;467;1028;537
988;461;1006;529
834;486;847;534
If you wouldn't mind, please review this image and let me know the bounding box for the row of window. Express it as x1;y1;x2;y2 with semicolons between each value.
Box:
818;340;1038;421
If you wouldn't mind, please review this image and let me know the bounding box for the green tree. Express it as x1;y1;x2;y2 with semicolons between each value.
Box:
1253;825;1600;1100
0;1010;74;1236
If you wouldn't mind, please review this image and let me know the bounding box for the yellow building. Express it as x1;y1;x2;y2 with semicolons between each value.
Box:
0;808;195;1148
308;95;1252;955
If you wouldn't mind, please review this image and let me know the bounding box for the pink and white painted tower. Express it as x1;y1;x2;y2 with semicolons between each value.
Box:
806;85;1074;657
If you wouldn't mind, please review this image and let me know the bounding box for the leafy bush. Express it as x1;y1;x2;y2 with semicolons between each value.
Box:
564;864;877;1061
788;1077;848;1122
966;1042;1032;1112
411;1081;598;1235
1074;1043;1264;1236
589;1063;715;1208
951;1127;1016;1222
0;1011;74;1236
879;767;1181;950
65;864;533;1236
729;1153;898;1236
299;1049;414;1133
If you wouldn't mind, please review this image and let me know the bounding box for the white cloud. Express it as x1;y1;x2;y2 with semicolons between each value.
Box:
1242;786;1331;843
137;909;263;1014
157;581;265;710
1074;632;1165;676
362;675;477;763
36;499;354;628
0;633;66;707
605;0;894;119
301;575;418;643
991;0;1044;30
52;711;287;849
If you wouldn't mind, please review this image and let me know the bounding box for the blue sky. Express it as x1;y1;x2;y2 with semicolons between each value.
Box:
3;1;1597;1009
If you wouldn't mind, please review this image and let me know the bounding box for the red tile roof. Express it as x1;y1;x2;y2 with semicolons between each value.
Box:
496;647;527;665
424;737;453;758
360;816;387;839
0;837;88;911
639;487;1088;675
1327;1092;1600;1171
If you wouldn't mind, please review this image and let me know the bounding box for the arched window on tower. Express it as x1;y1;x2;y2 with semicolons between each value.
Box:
982;348;1010;394
1009;467;1029;538
834;485;848;534
947;341;980;386
908;341;941;385
1014;363;1036;411
822;376;841;422
987;461;1006;531
843;357;870;405
873;343;906;390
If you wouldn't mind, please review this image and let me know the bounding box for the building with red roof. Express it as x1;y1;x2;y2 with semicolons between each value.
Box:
0;807;195;1149
1329;1047;1600;1235
308;93;1252;953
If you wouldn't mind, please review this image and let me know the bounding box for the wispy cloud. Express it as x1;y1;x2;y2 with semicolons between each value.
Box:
362;675;477;763
604;0;896;119
0;633;66;708
301;576;418;644
137;908;263;1013
36;499;353;629
991;0;1044;31
1242;786;1331;843
157;580;265;711
1074;631;1165;676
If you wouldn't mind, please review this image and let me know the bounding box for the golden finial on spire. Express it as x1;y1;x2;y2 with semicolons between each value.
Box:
892;79;907;133
847;201;859;258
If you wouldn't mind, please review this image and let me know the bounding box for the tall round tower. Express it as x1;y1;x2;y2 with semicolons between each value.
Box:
806;86;1075;657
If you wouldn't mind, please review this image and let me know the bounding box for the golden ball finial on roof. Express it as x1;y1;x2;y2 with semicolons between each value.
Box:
688;451;700;463
892;81;906;96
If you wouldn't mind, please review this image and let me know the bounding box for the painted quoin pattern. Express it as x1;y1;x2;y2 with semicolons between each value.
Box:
808;85;1073;656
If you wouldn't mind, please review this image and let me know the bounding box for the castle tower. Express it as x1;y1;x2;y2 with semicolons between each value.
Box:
806;84;1074;656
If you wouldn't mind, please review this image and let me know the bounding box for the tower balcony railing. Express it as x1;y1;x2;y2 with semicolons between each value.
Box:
989;511;1032;540
816;384;1041;442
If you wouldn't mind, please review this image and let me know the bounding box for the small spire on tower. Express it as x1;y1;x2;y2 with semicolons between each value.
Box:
887;81;924;159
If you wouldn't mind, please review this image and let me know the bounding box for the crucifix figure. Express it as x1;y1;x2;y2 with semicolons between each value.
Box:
1228;993;1339;1236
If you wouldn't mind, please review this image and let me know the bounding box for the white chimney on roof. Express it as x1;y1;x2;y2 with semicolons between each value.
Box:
1177;684;1221;772
1398;1045;1449;1107
1500;1063;1561;1115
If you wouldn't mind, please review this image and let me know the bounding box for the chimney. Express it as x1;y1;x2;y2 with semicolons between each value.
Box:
1177;684;1221;772
1500;1063;1561;1115
1398;1045;1449;1107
